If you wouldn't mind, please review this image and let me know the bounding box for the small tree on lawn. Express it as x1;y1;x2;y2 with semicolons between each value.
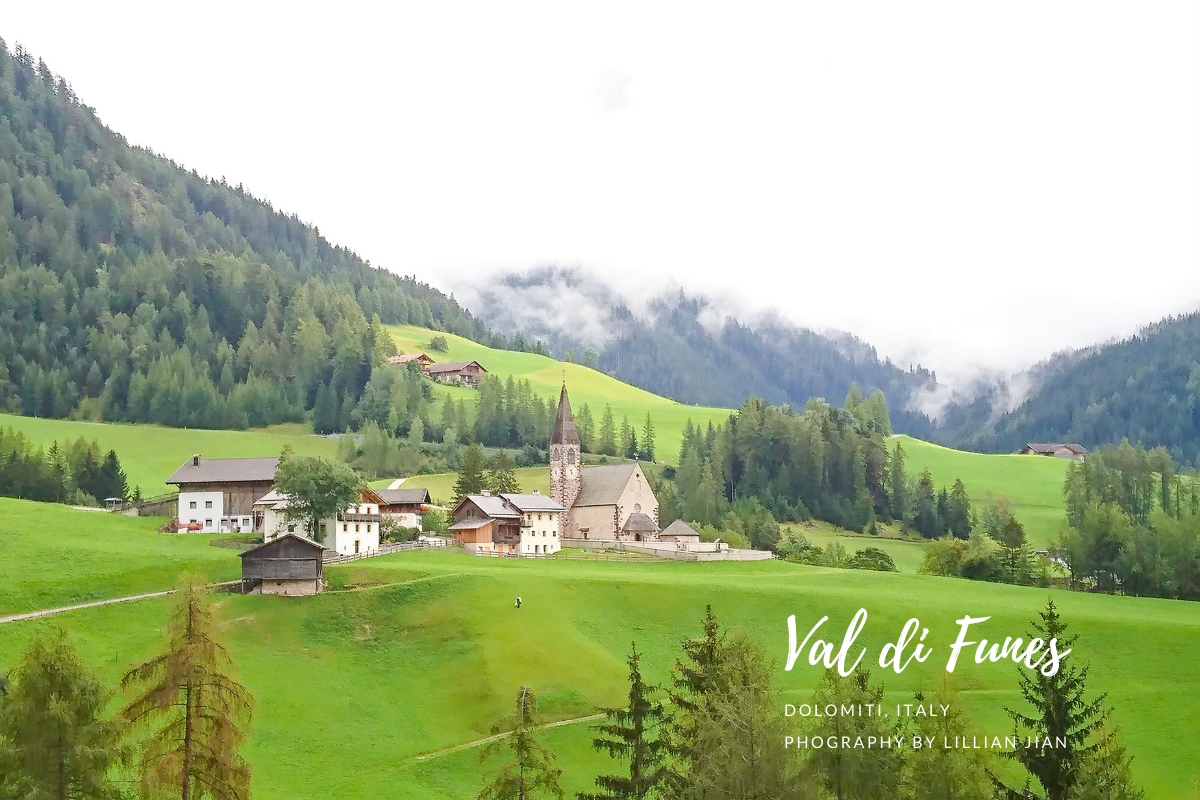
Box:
479;686;564;800
995;599;1105;800
488;450;521;495
581;643;670;800
455;442;488;503
273;448;362;542
122;576;253;800
1072;713;1144;800
0;630;123;800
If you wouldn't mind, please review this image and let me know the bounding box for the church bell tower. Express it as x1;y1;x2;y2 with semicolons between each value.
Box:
550;384;582;511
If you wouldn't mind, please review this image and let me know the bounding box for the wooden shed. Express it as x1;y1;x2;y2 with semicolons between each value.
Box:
239;534;325;596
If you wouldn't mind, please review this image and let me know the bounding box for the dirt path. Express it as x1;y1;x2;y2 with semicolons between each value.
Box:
0;590;176;625
411;713;604;762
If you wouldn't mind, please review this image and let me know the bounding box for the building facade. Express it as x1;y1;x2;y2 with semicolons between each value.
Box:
239;534;325;596
450;491;564;555
167;455;278;533
425;360;487;387
257;488;384;556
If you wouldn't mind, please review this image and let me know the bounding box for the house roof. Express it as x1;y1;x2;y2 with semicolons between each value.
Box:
387;353;432;365
377;488;431;505
501;493;565;512
167;457;279;485
238;533;324;558
551;385;580;446
426;360;486;375
622;512;659;533
453;494;521;519
660;520;700;539
573;463;640;507
1024;442;1087;455
253;487;383;509
449;517;493;531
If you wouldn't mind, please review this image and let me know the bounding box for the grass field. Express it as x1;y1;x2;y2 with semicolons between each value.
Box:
388;324;733;465
788;520;928;573
893;435;1071;548
369;466;552;505
0;412;340;496
0;509;1197;799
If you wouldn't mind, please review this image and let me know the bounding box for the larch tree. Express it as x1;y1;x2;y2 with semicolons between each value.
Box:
455;441;488;503
581;644;670;800
121;576;253;800
803;666;902;800
479;686;565;800
903;678;994;800
0;630;123;800
1071;713;1144;800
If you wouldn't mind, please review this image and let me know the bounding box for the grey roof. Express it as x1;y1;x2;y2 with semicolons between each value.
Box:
1024;442;1087;455
501;493;565;512
622;512;659;533
377;488;431;505
450;518;492;531
167;457;279;485
426;360;485;374
551;385;580;446
573;463;639;507
455;494;521;518
660;520;700;539
238;533;324;558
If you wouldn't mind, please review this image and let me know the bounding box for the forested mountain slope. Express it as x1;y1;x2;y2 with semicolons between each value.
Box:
953;312;1200;465
0;39;524;430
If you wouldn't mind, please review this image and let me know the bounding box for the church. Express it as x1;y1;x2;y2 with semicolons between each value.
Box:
550;386;660;541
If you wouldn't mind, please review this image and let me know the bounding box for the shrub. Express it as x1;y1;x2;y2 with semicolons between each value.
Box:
847;547;898;572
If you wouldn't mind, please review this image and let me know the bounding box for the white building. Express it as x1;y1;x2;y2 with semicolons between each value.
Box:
255;488;384;557
167;455;278;534
449;491;565;556
503;492;565;556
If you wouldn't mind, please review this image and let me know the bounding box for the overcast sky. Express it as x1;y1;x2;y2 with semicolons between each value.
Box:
6;2;1198;382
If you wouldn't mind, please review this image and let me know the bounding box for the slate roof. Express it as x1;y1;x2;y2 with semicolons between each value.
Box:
449;518;493;531
501;493;565;512
573;463;639;507
238;533;324;558
622;512;659;533
660;520;701;539
1024;443;1087;455
167;457;279;485
377;488;431;505
426;360;486;374
551;385;580;446
455;494;521;518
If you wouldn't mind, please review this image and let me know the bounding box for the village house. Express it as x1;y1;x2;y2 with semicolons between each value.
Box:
167;455;278;534
1019;442;1087;461
550;386;660;541
387;352;435;370
425;360;487;388
377;486;431;529
256;487;385;556
239;534;325;596
449;491;564;555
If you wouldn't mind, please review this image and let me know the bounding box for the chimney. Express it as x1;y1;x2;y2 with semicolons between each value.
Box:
192;454;201;467
481;490;491;496
532;490;540;495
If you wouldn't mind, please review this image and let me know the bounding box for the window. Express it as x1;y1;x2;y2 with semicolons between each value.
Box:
243;517;250;526
288;524;296;533
355;524;360;532
366;524;372;533
355;540;360;554
205;519;212;527
189;501;197;509
189;519;197;525
538;513;542;521
343;524;348;532
205;500;213;509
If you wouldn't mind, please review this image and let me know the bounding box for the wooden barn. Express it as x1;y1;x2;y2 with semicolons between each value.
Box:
1019;443;1087;461
425;360;487;388
239;534;325;596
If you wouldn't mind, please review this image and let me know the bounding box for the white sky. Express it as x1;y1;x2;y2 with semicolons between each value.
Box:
6;2;1199;382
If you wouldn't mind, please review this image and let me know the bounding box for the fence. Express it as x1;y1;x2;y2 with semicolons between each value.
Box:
323;538;447;564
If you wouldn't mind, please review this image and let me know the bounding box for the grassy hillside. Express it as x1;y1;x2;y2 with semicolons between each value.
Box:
0;499;241;616
0;539;1196;798
369;466;551;506
893;434;1070;548
0;413;339;496
389;324;733;464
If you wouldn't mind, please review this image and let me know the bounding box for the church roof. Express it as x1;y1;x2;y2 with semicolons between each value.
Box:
660;520;701;539
622;512;659;533
573;462;640;507
551;385;580;446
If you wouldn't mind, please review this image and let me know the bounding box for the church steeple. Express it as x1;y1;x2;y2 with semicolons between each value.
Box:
550;384;582;510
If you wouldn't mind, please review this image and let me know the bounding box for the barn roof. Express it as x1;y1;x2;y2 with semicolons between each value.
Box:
377;488;431;505
167;456;279;485
426;360;486;374
551;385;580;446
449;517;492;531
238;533;325;558
387;353;431;365
573;463;640;507
1024;442;1087;455
660;520;700;539
622;512;659;533
501;493;565;512
453;494;521;519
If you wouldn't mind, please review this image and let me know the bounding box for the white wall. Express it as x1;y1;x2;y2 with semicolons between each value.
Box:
326;516;380;556
519;510;560;555
178;491;223;533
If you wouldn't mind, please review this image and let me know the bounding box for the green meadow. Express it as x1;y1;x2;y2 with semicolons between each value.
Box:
0;507;1196;799
387;324;733;465
370;466;552;506
0;412;339;496
892;434;1071;548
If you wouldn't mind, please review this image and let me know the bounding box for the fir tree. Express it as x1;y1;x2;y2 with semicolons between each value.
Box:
599;405;618;457
488;450;521;495
996;599;1106;800
455;442;488;502
0;630;123;800
312;381;338;434
890;442;909;522
581;644;670;800
479;686;565;800
1072;714;1144;800
619;416;633;459
639;414;655;463
577;404;596;453
122;577;253;800
625;428;639;460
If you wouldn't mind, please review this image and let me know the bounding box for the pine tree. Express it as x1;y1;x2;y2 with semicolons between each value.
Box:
904;678;994;800
639;414;655;463
581;644;670;800
619;416;633;459
625;428;639;460
577;404;596;453
890;442;909;522
0;630;122;800
804;666;902;799
312;381;338;434
599;405;617;457
122;577;253;800
488;450;521;495
1072;714;1144;800
479;686;565;800
996;599;1106;800
455;442;487;502
98;449;127;501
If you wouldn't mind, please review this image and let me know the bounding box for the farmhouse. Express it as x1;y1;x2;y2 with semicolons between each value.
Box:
377;487;431;529
450;491;564;555
425;360;487;388
167;455;278;534
239;534;324;596
550;386;660;541
387;352;434;369
256;487;385;556
1019;443;1087;461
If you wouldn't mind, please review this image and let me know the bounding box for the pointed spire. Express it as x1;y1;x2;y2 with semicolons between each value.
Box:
551;384;580;446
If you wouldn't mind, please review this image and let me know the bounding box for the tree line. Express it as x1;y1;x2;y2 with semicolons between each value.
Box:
0;426;129;505
477;601;1143;800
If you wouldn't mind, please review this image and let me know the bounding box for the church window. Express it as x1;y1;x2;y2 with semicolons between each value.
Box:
634;504;641;512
